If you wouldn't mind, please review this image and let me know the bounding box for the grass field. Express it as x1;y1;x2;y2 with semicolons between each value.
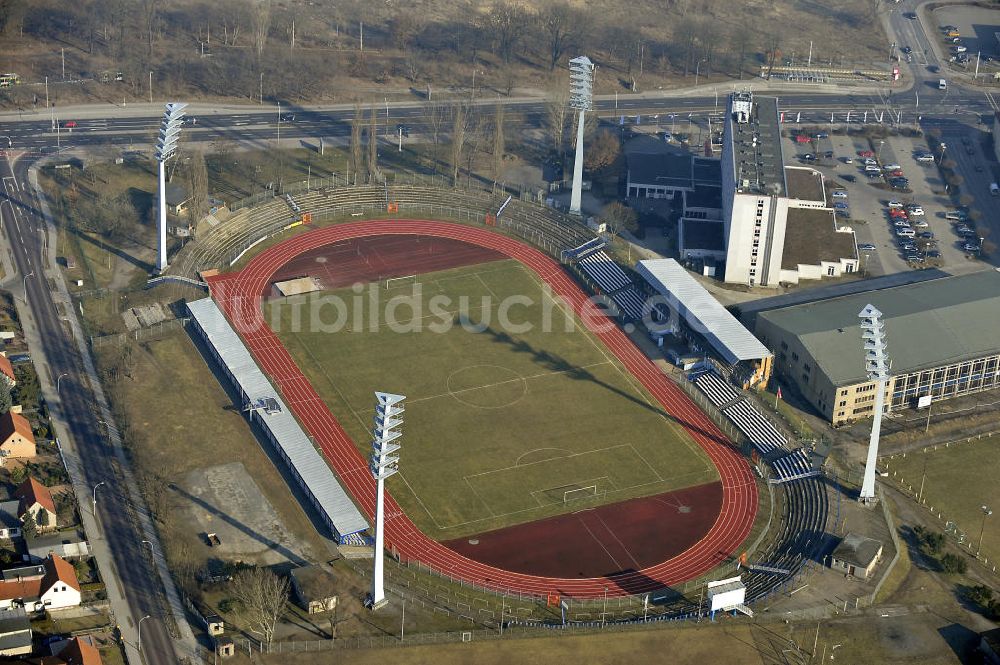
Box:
885;436;1000;561
270;259;717;541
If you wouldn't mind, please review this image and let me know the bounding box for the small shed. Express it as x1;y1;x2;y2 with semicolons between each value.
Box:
289;565;338;614
215;636;235;658
830;533;883;580
205;613;224;636
165;182;192;216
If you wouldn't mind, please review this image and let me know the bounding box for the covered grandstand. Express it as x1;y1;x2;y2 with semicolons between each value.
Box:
187;297;370;545
636;259;773;388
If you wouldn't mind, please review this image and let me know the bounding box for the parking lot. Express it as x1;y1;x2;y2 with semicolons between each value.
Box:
931;5;1000;60
790;130;986;277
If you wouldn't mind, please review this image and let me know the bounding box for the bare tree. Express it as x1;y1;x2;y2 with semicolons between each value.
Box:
425;99;448;148
367;105;380;183
253;0;271;59
544;82;570;157
184;149;210;225
141;0;158;57
230;567;288;647
539;2;580;71
603;201;639;237
350;104;364;184
491;100;505;185
487;1;529;65
449;103;466;187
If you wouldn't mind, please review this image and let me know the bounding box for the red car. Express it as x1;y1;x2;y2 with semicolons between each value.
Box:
858;150;874;157
890;169;904;177
62;120;77;128
795;135;812;144
889;209;907;218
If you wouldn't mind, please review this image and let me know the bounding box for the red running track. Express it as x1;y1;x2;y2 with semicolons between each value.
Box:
207;220;758;598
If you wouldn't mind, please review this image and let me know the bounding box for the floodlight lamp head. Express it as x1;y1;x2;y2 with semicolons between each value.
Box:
568;55;595;111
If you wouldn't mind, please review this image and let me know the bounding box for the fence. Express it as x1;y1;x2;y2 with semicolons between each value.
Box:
89;317;188;349
880;428;1000;579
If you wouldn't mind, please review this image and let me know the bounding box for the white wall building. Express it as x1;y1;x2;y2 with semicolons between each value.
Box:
721;91;858;287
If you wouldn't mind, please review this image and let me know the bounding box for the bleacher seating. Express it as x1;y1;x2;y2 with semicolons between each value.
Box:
722;400;788;455
562;237;606;261
579;251;632;293
691;371;742;408
770;448;819;483
610;286;646;321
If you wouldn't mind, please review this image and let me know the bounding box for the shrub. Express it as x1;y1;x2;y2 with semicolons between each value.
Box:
940;553;967;574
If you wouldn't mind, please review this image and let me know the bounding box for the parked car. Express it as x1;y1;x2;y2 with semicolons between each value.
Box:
963;242;981;252
887;200;903;208
913;220;930;228
858;243;877;251
843;174;857;182
927;250;942;258
883;163;902;171
62;120;77;128
832;190;848;198
919;230;934;238
915;154;934;163
889;170;904;177
901;46;912;54
815;132;829;139
897;228;916;238
907;205;924;216
834;202;849;210
858;150;875;157
945;211;968;221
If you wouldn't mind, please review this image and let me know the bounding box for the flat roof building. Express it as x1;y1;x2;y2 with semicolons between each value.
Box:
721;91;857;287
830;533;883;580
752;269;1000;424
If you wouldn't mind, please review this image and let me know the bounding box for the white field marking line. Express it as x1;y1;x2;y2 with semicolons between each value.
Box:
574;512;625;571
294;331;372;435
528;476;613;508
514;447;574;467
537;279;658;410
464;443;633;479
475;271;500;299
463;477;497;517
592;510;642;570
394;470;452;530
626;442;666;483
400;361;612;407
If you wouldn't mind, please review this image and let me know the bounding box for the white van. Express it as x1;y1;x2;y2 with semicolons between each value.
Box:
991;183;999;196
945;211;967;221
939;78;948;90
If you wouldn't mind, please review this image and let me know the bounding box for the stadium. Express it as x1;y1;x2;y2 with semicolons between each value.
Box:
174;180;829;613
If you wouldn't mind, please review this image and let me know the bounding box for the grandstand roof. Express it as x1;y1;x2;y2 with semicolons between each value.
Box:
636;259;772;364
756;269;1000;386
187;298;370;538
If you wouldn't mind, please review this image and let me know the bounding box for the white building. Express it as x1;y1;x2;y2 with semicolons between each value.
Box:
721;91;858;287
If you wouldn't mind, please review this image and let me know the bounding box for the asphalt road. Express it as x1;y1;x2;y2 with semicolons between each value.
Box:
0;158;178;664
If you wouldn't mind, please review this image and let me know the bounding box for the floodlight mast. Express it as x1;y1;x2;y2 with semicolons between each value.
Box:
568;56;594;216
155;103;187;273
369;392;405;609
858;304;890;502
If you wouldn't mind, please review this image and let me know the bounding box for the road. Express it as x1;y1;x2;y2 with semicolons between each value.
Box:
0;157;180;664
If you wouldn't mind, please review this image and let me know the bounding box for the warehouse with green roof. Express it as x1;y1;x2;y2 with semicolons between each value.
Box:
752;269;1000;425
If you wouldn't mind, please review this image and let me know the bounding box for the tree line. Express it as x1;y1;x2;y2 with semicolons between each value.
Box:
0;0;867;104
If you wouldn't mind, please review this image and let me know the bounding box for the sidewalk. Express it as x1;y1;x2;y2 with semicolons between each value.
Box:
24;154;203;664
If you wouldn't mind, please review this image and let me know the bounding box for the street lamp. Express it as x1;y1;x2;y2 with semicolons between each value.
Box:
0;136;10;148
138;614;151;652
154;103;187;273
568;55;595;217
877;140;885;163
21;271;34;303
56;373;67;392
141;539;155;558
92;481;105;517
695;58;708;87
978;505;992;556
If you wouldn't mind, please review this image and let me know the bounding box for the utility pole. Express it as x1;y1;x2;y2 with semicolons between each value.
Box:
360;21;363;52
259;72;263;104
975;51;982;79
61;48;65;80
149;71;153;103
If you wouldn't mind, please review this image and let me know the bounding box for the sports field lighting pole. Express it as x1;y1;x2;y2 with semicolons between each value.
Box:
858;304;890;503
978;505;992;556
369;392;405;610
602;586;608;627
568;55;594;216
155;103;187;273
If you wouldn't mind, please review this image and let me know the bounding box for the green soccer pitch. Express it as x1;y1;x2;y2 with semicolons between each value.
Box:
267;259;718;541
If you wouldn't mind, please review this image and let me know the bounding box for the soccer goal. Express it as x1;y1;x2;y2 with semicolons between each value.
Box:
563;485;600;503
384;274;418;290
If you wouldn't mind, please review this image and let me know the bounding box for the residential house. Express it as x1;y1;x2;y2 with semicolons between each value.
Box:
0;412;35;461
1;565;45;582
27;531;90;563
289;565;338;614
50;635;104;664
15;477;57;531
0;607;32;656
0;555;81;611
0;354;15;387
0;501;21;539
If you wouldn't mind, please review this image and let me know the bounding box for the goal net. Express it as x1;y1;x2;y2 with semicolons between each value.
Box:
384;274;418;290
563;485;600;504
